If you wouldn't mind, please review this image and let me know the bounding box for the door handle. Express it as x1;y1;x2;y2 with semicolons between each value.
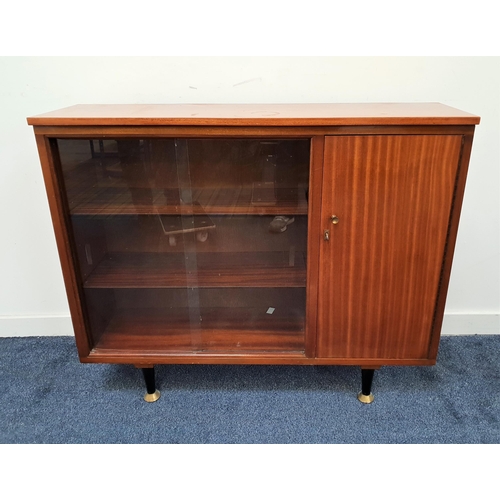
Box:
324;215;340;241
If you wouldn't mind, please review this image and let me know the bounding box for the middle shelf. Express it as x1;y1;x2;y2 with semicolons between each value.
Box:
72;213;308;289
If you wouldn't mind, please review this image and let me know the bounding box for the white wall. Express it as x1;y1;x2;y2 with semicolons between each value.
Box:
0;57;498;336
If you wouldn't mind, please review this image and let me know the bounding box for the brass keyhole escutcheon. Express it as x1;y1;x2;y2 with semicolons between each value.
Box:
331;215;339;225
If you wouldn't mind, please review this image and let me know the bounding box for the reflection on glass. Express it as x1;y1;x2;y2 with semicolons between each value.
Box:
57;138;310;354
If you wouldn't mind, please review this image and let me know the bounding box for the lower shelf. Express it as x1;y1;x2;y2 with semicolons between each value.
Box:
93;307;305;354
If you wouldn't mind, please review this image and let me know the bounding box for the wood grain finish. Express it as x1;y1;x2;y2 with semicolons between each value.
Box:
93;307;305;354
304;136;324;357
83;251;306;288
32;124;477;139
427;133;474;360
317;135;463;360
34;137;92;357
27;103;480;126
28;104;478;370
67;187;308;216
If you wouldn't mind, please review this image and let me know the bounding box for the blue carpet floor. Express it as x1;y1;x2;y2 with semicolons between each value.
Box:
0;335;498;443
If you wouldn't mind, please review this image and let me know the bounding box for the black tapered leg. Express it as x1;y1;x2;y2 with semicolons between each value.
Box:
141;367;161;403
361;369;375;395
357;368;375;404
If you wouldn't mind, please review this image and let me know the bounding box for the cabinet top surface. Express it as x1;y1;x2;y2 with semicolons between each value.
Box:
27;103;480;127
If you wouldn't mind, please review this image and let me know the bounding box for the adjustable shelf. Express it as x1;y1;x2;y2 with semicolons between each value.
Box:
67;186;308;216
83;251;307;289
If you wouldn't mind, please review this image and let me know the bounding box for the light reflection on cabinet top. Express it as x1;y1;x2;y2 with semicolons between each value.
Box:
27;103;480;127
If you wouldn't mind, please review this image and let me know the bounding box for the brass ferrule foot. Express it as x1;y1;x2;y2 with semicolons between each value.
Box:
357;392;374;404
144;390;161;403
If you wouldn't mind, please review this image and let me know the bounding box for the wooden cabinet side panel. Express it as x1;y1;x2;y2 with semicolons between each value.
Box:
317;135;463;360
35;135;92;358
428;133;474;360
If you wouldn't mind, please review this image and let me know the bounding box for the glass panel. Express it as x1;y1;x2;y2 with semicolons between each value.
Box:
57;138;310;354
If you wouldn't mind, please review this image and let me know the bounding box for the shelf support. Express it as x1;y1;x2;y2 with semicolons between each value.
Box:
357;368;375;404
140;366;161;403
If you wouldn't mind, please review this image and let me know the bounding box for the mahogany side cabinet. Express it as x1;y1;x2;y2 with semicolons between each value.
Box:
28;103;480;403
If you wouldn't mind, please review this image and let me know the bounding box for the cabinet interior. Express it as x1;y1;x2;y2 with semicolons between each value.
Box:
57;138;310;355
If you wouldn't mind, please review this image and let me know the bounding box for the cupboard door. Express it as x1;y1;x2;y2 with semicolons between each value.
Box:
317;135;463;360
